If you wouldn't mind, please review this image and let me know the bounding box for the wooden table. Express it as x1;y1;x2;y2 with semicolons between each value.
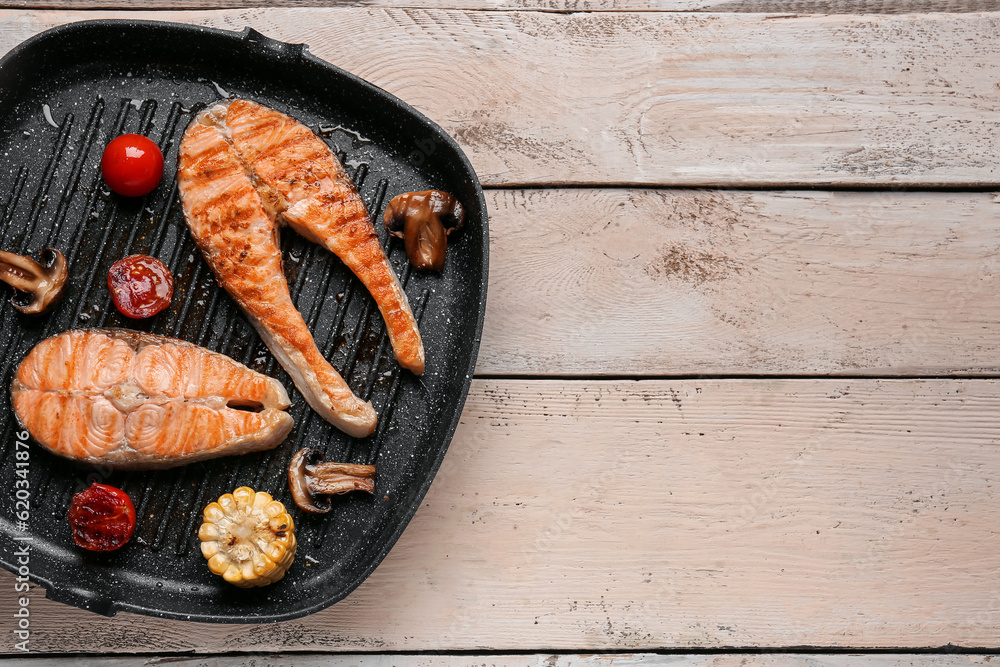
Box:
0;0;998;663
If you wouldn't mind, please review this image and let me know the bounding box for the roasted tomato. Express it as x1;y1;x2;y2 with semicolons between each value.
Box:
68;483;136;552
101;134;164;197
108;254;173;319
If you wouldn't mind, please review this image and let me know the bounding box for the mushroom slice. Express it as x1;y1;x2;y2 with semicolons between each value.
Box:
383;191;465;273
288;448;375;514
0;248;68;315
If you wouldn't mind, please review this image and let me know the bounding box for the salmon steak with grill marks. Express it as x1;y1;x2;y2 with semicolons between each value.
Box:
177;100;425;438
11;329;293;470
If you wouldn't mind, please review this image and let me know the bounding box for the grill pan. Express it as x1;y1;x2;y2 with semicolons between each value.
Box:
0;19;488;622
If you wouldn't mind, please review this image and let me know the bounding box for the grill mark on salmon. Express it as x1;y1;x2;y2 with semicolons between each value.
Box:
11;329;293;470
178;104;378;437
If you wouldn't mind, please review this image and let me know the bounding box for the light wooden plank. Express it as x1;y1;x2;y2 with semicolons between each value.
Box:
709;0;1000;11
5;0;1000;12
1;9;998;186
479;189;1000;376
12;654;1000;666
2;378;998;652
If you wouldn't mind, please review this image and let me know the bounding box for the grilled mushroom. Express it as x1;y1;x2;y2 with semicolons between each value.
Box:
288;448;376;514
383;190;465;272
0;248;68;315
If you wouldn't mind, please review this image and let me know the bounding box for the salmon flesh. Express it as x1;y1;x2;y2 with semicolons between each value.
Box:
11;329;293;470
177;100;424;437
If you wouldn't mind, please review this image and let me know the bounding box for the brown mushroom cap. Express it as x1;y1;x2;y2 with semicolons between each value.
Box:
383;191;465;272
0;248;68;315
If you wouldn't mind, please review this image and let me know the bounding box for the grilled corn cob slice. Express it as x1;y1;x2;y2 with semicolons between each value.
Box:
198;486;296;588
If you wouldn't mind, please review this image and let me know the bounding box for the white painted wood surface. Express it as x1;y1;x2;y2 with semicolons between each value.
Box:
12;654;1000;666
0;4;998;658
2;379;998;652
6;0;1000;13
479;189;1000;376
1;9;999;187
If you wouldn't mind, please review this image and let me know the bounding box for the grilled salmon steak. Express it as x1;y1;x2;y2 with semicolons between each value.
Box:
225;100;424;375
11;329;293;470
177;101;423;437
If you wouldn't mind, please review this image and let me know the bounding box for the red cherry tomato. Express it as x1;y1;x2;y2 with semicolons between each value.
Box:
68;483;136;552
101;134;164;197
108;254;174;319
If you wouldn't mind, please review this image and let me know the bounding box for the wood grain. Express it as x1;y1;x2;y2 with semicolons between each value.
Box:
15;654;1000;666
479;189;1000;376
1;9;999;187
3;378;998;652
4;0;1000;11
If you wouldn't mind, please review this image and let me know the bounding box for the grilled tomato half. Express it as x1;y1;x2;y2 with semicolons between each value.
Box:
67;482;136;552
107;254;173;319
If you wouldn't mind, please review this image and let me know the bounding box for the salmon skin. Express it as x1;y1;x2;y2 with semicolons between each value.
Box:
177;100;423;437
11;329;293;470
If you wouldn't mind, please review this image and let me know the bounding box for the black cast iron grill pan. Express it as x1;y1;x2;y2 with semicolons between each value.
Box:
0;20;488;622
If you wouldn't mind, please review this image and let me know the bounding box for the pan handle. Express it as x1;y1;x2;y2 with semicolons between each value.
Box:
241;28;307;64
